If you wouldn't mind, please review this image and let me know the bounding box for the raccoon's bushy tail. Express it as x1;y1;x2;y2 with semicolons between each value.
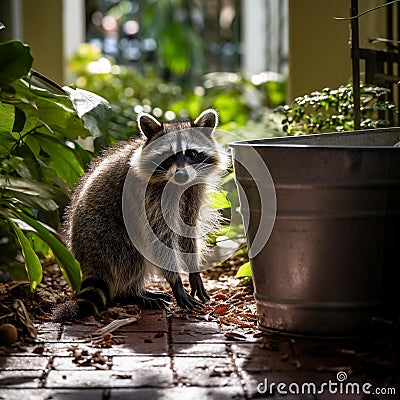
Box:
52;278;110;322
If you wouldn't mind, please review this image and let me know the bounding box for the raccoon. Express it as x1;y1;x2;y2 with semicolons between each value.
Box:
52;109;227;321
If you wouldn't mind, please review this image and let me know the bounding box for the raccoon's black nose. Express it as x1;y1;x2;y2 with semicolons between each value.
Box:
174;169;189;184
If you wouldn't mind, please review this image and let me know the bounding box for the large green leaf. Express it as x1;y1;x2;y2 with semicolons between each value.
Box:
12;106;26;132
0;176;68;211
11;103;38;135
3;190;58;212
14;143;42;181
0;102;15;131
24;135;40;156
13;209;81;292
3;156;31;177
235;261;252;279
0;131;17;158
17;76;74;111
63;86;112;138
0;41;33;84
34;99;72;128
25;231;51;258
28;71;66;96
36;134;84;186
11;78;88;140
2;214;43;291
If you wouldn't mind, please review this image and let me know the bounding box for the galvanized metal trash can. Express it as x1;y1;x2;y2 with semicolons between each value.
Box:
230;128;400;337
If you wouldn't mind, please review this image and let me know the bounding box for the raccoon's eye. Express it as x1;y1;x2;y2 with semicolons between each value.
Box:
185;149;199;160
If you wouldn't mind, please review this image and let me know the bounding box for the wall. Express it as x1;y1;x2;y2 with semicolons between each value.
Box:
288;0;386;101
22;0;64;84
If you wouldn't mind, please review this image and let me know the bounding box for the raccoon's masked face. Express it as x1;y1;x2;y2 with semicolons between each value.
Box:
136;109;222;185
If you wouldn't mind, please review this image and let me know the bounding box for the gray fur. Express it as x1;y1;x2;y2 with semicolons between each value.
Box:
53;109;226;321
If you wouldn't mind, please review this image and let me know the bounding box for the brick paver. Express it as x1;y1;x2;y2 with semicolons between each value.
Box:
0;309;398;399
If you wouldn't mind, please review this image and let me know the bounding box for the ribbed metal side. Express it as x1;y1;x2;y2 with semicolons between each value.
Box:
231;128;400;336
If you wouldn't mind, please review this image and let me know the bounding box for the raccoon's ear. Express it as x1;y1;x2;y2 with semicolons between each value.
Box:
137;113;163;139
193;109;218;136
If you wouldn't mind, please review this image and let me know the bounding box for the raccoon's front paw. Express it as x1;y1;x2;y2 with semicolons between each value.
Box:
169;278;204;310
132;292;171;310
143;290;172;302
175;290;204;310
189;272;210;303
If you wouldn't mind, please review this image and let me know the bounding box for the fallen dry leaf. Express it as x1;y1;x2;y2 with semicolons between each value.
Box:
213;294;228;301
213;304;231;315
237;313;257;321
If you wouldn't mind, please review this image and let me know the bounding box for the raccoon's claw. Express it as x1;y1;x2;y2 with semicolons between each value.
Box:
169;277;204;310
175;291;204;310
137;296;170;310
130;292;171;310
143;290;173;302
189;272;210;303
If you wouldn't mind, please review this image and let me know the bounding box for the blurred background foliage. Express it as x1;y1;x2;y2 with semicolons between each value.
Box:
69;42;286;149
85;0;242;84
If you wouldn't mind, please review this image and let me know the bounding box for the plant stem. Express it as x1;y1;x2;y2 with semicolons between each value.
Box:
335;0;400;20
350;0;361;130
29;69;65;93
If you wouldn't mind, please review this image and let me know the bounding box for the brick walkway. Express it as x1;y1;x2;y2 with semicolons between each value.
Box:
0;309;398;399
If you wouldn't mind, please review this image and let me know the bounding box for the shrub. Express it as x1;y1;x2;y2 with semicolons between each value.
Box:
277;84;396;135
0;40;111;291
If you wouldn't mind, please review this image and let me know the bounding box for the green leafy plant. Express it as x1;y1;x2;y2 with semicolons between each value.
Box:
0;40;111;291
277;84;396;135
235;261;251;279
